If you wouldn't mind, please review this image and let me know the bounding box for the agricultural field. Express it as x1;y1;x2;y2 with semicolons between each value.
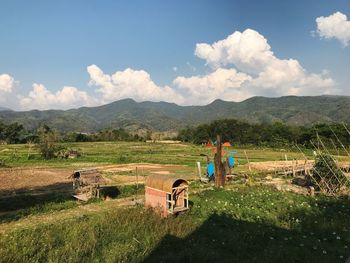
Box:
0;141;350;262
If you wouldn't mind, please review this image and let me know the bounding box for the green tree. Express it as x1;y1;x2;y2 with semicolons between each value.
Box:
37;125;59;159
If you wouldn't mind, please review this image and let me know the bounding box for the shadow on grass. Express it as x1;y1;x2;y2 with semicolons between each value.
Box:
0;182;74;212
0;182;75;223
99;186;121;198
0;183;142;224
143;198;350;263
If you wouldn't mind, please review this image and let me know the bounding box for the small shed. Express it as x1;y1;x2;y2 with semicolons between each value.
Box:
71;168;105;201
145;174;189;217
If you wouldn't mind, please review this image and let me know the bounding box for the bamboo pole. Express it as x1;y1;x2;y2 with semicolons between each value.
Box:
244;150;251;172
328;125;350;157
343;122;350;137
295;143;332;195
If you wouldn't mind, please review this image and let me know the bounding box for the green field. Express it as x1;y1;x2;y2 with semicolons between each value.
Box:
0;141;314;168
0;141;349;262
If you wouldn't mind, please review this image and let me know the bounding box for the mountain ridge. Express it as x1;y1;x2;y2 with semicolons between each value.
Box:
0;95;349;132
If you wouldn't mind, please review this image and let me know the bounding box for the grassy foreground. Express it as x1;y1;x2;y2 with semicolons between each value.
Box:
1;185;349;263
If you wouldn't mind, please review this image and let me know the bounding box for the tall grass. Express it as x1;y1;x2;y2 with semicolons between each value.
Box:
1;186;349;262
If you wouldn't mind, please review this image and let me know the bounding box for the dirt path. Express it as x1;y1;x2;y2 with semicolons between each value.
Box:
0;196;144;234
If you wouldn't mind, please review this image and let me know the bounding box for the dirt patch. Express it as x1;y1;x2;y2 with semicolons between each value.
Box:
0;168;71;192
152;171;170;175
0;163;190;193
262;177;309;195
249;160;314;172
97;163;185;174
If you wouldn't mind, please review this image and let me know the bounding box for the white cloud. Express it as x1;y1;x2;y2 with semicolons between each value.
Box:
87;64;184;104
20;83;96;110
172;66;178;72
0;74;15;93
195;29;274;74
316;11;350;47
173;68;252;104
192;29;335;98
246;58;336;96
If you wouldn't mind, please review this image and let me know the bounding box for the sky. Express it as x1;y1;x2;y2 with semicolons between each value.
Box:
0;0;349;110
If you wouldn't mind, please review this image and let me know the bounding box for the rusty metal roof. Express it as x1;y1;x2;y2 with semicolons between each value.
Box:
72;168;105;185
145;174;188;193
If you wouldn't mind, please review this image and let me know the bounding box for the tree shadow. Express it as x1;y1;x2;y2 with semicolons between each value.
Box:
0;182;74;212
99;186;121;198
143;197;350;263
0;183;127;223
0;182;74;223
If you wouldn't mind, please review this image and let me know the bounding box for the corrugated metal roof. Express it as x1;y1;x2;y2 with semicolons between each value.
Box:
145;174;188;193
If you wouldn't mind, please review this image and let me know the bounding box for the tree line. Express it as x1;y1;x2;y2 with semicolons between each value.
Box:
177;119;350;148
2;119;350;149
0;122;149;145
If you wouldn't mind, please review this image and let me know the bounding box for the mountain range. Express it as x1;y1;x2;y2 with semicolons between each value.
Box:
0;95;349;132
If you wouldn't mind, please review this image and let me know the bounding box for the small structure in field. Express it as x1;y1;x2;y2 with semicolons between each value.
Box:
59;149;81;159
145;174;189;217
71;168;105;201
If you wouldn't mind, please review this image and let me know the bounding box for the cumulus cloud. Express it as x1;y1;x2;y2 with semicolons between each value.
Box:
316;11;350;47
246;57;335;96
173;68;252;104
0;74;15;93
87;64;184;104
195;29;274;74
191;28;335;98
20;83;96;110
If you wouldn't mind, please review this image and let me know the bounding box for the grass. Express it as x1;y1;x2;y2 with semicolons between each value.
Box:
0;141;313;168
1;141;350;262
0;186;349;262
0;184;143;224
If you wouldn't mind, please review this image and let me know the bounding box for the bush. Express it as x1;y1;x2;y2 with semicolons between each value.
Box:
37;126;59;159
312;154;348;194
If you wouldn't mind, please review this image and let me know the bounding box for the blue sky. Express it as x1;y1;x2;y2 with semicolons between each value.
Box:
0;0;349;110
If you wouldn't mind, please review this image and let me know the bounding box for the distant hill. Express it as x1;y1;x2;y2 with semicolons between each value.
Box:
0;106;11;111
0;95;349;132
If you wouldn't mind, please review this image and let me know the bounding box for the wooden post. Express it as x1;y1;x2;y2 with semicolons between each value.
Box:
214;135;225;188
135;167;139;201
244;150;251;172
196;162;202;179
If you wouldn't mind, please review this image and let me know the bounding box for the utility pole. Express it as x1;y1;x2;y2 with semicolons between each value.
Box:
214;135;225;188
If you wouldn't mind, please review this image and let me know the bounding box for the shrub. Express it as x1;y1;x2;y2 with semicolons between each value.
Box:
312;154;348;194
37;126;59;159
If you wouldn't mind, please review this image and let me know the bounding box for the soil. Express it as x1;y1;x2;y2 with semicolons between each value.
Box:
249;160;314;172
262;177;309;195
0;168;71;192
0;163;188;193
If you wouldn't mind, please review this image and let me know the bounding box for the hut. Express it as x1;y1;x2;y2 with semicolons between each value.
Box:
71;168;105;201
145;174;189;217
